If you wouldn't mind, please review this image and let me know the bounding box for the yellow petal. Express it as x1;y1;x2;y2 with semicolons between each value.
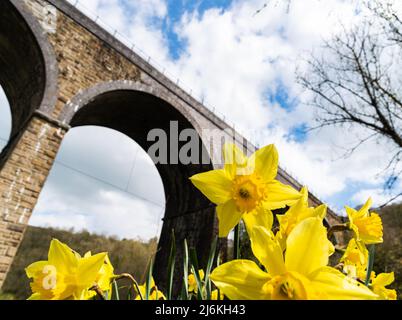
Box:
135;284;146;300
77;252;107;289
345;206;357;224
372;272;394;287
25;261;48;278
285;217;328;276
359;197;373;217
210;260;271;300
190;169;233;204
249;226;286;276
275;187;322;239
48;239;79;273
309;267;378;300
285;186;309;217
327;239;335;257
374;287;397;300
340;238;368;266
27;293;42;300
264;181;301;210
97;254;115;292
211;289;224;300
216;200;243;237
150;277;156;288
242;202;273;236
223;143;248;178
312;204;327;220
150;289;166;300
199;270;205;281
248;144;278;181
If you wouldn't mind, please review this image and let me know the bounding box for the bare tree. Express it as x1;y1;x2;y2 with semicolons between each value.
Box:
297;1;402;201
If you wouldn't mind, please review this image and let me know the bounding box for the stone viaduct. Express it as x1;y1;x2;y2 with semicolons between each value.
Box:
0;0;339;290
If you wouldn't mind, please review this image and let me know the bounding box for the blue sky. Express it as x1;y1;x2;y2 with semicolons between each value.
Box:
164;0;233;59
0;0;400;238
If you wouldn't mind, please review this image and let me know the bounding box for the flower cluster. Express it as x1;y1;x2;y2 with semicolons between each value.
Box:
25;239;114;300
191;143;396;300
24;143;397;300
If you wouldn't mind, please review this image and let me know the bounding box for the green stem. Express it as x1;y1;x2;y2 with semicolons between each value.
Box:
234;224;240;260
113;280;120;301
365;245;375;286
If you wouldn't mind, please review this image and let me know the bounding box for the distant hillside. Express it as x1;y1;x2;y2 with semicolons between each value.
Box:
1;226;157;300
374;202;402;299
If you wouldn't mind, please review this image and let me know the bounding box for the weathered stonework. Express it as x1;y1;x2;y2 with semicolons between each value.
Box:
47;11;142;118
0;0;341;291
0;116;66;284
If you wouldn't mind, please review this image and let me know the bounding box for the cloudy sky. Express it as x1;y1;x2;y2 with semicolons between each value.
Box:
0;0;401;240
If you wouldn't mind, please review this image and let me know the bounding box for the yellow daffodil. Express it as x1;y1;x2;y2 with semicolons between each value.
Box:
340;238;369;281
275;186;328;250
188;270;204;293
190;143;302;237
211;289;224;300
135;278;166;300
346;198;383;244
25;239;107;300
210;218;378;300
83;251;115;300
370;272;397;300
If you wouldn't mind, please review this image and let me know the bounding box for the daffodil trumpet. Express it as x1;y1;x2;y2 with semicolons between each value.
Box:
190;143;302;237
345;198;383;244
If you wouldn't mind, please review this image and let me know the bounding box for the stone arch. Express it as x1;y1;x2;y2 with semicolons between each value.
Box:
59;80;206;135
58;80;217;291
0;0;58;164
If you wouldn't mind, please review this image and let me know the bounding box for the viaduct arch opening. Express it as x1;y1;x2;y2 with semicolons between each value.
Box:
30;125;166;241
65;87;217;291
0;0;57;168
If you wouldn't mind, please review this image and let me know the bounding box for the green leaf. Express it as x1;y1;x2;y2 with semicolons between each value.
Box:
127;288;132;301
234;224;240;260
113;280;120;301
167;229;176;300
182;239;189;300
204;237;218;300
365;244;376;286
189;248;204;300
145;258;154;300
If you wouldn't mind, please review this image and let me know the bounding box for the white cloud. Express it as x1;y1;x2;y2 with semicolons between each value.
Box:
352;181;402;208
68;0;170;63
166;0;400;207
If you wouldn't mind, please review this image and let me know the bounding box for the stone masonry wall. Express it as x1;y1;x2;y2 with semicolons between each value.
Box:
0;116;66;285
45;1;141;118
